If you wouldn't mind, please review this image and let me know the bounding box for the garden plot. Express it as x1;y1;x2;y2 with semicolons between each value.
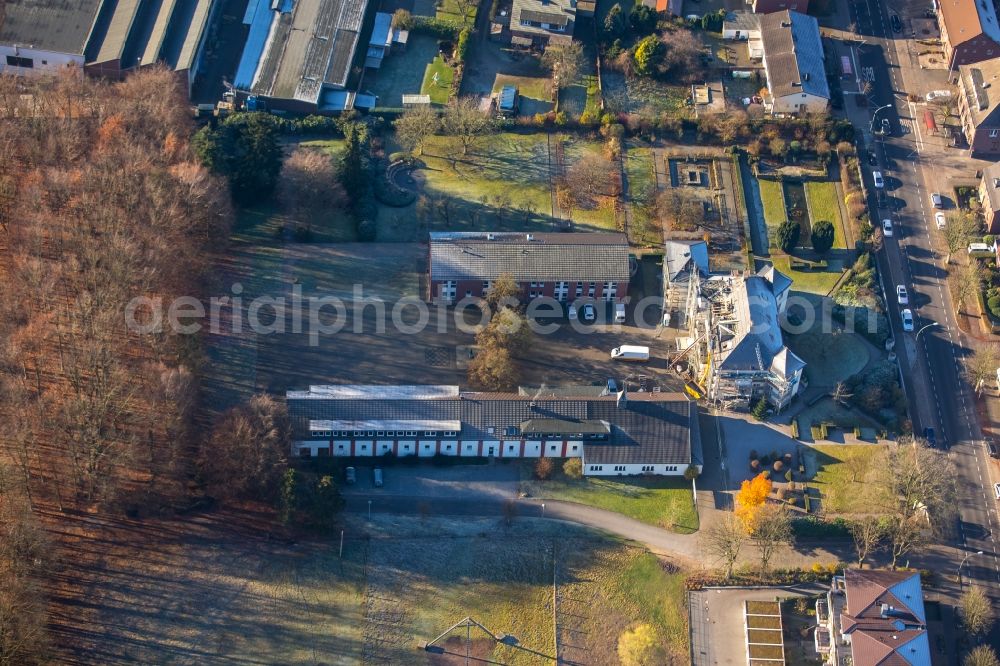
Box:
369;34;448;109
658;153;747;272
743;600;785;665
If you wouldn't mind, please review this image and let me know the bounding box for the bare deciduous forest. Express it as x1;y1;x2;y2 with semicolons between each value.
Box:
0;68;232;663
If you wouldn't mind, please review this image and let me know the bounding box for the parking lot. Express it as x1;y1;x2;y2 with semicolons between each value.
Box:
340;463;520;500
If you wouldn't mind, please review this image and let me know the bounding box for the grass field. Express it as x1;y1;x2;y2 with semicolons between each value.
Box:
560;137;620;230
809;445;893;515
520;464;699;533
421;55;455;105
436;0;476;23
625;143;657;244
370;34;441;109
788;328;869;389
758;178;786;249
493;74;552;106
49;513;690;664
804;181;847;249
772;255;844;295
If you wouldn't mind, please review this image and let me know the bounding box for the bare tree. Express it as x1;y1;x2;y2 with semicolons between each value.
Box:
279;147;348;232
542;42;585;91
850;516;885;568
965;345;999;397
942;211;979;263
485;272;522;311
198;394;292;502
750;505;792;575
701;513;747;579
952;262;984;315
442;97;495;156
393;106;440;156
886;514;926;570
965;646;1000;666
960;586;994;638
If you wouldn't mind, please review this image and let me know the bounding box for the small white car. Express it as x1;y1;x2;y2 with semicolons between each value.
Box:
873;171;885;188
882;219;893;237
931;192;943;208
896;285;908;305
582;303;596;322
568;304;578;320
901;308;914;332
935;212;947;229
995;482;1000;500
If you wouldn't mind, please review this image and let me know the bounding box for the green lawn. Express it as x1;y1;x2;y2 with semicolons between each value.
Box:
625;143;658;245
788;328;869;389
810;445;893;515
804;181;847;249
772;255;844;295
520;463;699;533
758;178;785;249
421;56;455;105
493;74;551;104
560;136;620;230
370;33;440;109
436;0;476;23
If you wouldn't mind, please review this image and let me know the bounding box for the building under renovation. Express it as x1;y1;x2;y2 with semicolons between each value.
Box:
671;265;805;411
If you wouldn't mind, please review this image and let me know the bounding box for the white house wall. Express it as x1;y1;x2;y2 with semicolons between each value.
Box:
292;438;689;476
769;92;829;114
0;46;83;75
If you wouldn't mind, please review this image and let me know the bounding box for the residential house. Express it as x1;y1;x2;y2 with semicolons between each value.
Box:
979;161;1000;231
233;0;374;113
705;265;804;410
751;0;808;14
428;232;630;304
510;0;575;47
664;240;710;287
957;58;1000;156
287;384;703;476
938;0;1000;69
759;10;829;114
0;0;218;97
817;569;930;666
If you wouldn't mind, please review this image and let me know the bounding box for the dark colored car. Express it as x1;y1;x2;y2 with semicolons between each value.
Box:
987;441;999;458
923;427;936;447
890;15;902;32
868;150;878;166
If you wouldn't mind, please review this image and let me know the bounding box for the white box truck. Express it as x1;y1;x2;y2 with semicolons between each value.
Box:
611;345;650;361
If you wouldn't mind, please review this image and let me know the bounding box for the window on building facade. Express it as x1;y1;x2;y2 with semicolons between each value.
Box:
6;56;33;68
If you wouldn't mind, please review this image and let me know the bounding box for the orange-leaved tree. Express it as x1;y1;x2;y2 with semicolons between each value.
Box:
735;473;772;532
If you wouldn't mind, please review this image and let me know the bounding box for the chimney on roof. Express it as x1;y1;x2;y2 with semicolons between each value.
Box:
487;233;496;240
803;72;810;82
993;178;1000;188
781;20;791;27
616;388;627;408
526;233;535;241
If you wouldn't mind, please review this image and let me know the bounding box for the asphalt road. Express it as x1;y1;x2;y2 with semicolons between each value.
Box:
850;0;1000;630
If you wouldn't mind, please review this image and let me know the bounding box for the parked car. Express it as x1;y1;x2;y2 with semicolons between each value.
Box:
881;118;891;135
345;466;357;484
868;150;878;166
896;285;908;304
923;427;936;448
925;90;952;102
582;303;595;322
994;482;1000;500
873;171;884;188
614;302;626;323
987;441;998;458
931;192;943;208
882;219;893;237
890;14;902;32
901;308;914;332
568;304;578;320
373;467;383;488
935;212;947;229
610;345;650;361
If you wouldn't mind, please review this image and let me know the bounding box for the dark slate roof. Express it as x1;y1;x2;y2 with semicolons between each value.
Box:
429;232;630;282
664;240;709;283
519;9;568;25
760;10;829;101
0;0;104;55
718;275;785;371
757;264;792;298
287;385;697;466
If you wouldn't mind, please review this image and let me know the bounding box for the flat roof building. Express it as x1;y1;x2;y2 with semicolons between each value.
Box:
233;0;369;112
0;0;217;96
287;384;703;476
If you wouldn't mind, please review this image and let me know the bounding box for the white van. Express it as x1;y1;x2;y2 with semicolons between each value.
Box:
611;345;650;361
615;303;626;323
